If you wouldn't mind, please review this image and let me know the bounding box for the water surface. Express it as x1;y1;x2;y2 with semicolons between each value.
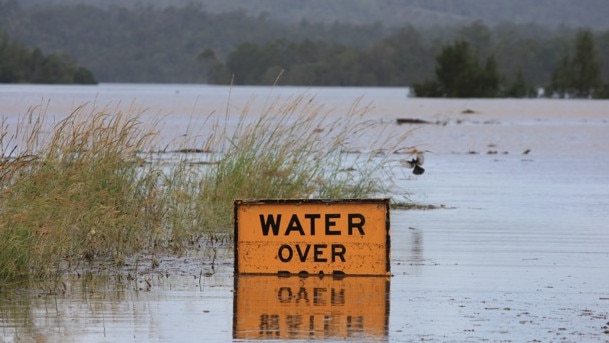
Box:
1;84;608;342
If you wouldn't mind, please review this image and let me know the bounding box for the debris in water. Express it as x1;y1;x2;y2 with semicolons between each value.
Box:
396;118;431;125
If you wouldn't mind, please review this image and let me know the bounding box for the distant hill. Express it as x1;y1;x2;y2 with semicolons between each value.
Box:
4;0;608;84
19;0;609;30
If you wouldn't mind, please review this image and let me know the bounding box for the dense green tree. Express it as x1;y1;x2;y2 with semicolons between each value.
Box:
414;40;501;97
479;54;501;97
548;54;571;97
570;30;603;97
0;31;95;83
594;84;609;98
434;40;476;96
503;70;536;98
548;30;602;98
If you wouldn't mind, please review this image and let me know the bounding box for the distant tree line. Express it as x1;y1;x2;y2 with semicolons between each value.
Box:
0;1;385;83
0;31;95;84
209;28;608;98
411;29;608;98
2;1;609;97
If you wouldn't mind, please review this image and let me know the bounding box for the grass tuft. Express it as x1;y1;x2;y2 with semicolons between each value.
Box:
197;94;395;230
0;94;412;284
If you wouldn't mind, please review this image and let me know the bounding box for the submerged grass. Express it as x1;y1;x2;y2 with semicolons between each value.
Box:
0;105;160;283
0;93;412;284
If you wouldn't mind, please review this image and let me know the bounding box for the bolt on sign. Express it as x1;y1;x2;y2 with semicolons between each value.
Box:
233;275;389;340
234;199;390;276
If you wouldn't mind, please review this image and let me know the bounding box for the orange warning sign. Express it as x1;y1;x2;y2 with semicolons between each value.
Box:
233;275;389;340
234;199;390;276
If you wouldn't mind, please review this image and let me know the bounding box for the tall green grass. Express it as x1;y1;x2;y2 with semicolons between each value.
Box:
1;105;160;282
0;94;411;284
196;94;406;230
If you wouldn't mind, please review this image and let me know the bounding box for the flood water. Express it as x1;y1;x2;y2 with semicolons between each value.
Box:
1;84;609;342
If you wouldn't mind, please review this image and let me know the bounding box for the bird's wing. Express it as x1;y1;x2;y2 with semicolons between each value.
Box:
400;159;415;168
416;151;424;166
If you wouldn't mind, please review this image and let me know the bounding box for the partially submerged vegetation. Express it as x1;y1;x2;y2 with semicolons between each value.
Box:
0;95;412;284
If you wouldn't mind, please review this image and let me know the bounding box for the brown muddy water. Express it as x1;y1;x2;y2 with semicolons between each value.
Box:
1;84;609;342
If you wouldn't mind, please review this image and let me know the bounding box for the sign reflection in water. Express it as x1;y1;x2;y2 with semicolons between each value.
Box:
233;275;389;340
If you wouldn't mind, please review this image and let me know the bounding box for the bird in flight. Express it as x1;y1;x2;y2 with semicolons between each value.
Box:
400;150;425;175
